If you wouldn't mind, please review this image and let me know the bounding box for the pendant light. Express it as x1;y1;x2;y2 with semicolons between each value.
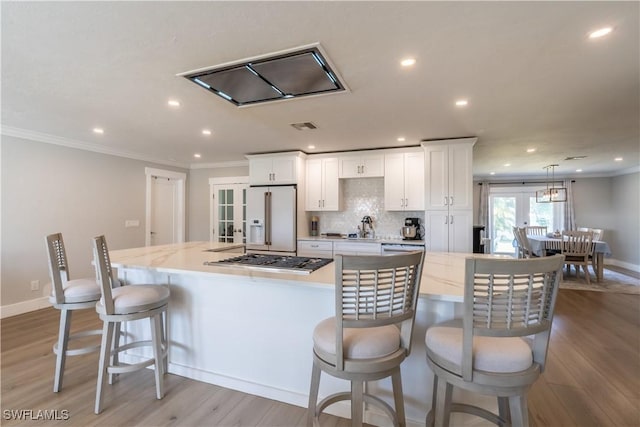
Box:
536;164;567;203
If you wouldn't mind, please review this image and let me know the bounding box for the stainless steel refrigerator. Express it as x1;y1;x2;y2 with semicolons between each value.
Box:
246;185;297;255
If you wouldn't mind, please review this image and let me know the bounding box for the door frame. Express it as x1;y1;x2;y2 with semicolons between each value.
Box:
209;176;249;242
145;167;187;246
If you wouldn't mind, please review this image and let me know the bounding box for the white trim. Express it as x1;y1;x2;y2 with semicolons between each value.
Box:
145;168;187;246
1;125;190;169
208;176;249;185
606;259;640;273
1;297;50;319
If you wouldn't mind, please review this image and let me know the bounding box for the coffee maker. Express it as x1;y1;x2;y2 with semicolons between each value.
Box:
402;218;421;240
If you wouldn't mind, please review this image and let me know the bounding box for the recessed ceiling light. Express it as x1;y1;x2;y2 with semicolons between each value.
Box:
504;163;511;167
400;58;416;67
168;100;181;107
589;27;613;39
308;145;316;150
614;157;623;161
576;169;583;172
193;153;201;159
455;99;468;107
526;148;536;153
93;128;104;134
490;172;496;175
397;137;406;142
202;129;212;135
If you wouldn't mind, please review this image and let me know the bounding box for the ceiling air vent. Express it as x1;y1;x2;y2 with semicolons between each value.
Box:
290;122;317;131
178;43;347;107
564;156;587;160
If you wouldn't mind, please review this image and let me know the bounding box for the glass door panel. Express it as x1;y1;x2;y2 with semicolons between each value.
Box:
213;184;247;243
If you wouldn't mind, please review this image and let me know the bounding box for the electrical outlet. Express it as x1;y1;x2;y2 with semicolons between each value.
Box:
30;280;40;291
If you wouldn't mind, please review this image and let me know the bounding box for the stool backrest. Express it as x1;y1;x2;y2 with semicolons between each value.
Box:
335;251;425;369
463;255;564;380
92;235;118;314
45;233;69;305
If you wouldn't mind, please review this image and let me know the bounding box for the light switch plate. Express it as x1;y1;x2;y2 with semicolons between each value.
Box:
125;219;140;228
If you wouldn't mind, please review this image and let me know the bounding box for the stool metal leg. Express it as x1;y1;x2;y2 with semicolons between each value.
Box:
53;309;72;392
95;321;114;414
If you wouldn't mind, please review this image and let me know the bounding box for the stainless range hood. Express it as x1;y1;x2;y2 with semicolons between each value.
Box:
178;43;348;107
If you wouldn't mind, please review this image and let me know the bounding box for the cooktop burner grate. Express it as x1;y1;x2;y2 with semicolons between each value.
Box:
205;254;333;274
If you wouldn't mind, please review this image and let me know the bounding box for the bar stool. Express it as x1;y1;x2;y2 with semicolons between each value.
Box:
45;233;102;393
92;235;169;414
308;251;425;427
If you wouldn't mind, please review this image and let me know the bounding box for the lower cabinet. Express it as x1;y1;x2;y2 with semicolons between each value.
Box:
424;210;472;252
297;240;333;258
333;241;382;256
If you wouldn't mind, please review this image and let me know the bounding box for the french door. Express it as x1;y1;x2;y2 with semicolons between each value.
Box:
489;187;562;254
211;183;247;243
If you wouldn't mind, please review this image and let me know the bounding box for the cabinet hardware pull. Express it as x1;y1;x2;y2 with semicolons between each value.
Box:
444;196;448;206
405;198;408;207
450;215;454;224
401;198;404;207
318;200;321;208
450;196;454;206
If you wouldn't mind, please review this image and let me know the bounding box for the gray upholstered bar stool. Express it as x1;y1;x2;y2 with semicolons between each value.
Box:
92;235;169;414
45;232;102;393
308;251;425;427
425;255;564;427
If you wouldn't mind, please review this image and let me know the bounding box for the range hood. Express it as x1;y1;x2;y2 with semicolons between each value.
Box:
178;43;347;107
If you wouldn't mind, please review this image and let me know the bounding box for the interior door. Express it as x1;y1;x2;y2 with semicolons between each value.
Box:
212;184;247;243
150;177;178;245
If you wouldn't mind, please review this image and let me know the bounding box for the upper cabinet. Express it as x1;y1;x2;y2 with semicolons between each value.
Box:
305;157;342;211
339;152;384;178
247;152;306;186
384;151;425;211
422;138;476;211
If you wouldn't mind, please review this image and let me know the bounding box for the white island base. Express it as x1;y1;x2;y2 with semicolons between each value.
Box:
111;242;500;427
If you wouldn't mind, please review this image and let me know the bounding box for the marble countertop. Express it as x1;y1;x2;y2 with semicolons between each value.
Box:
298;236;426;245
108;241;506;303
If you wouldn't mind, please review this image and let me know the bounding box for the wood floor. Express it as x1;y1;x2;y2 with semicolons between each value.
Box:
1;287;639;426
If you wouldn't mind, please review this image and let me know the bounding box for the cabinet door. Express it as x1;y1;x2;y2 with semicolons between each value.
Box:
305;158;323;210
249;158;274;185
271;156;297;184
425;211;449;252
361;154;384;177
384;154;405;211
322;158;341;211
449;210;473;253
424;145;449;210
448;144;473;210
404;151;425;210
339;156;362;178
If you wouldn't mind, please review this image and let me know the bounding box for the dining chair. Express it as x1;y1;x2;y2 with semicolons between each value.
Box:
524;225;547;236
308;251;425;427
92;235;170;414
513;227;537;259
45;233;102;393
561;230;593;285
425;255;565;427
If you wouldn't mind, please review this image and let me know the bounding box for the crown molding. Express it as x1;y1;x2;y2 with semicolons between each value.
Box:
190;160;249;170
0;125;191;169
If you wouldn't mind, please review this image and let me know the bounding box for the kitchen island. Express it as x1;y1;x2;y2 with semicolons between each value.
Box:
109;241;500;427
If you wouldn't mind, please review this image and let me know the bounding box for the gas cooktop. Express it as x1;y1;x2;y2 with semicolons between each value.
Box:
204;254;333;274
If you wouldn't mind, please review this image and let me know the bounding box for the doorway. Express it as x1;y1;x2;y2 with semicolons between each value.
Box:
489;186;563;255
209;177;248;243
145;168;186;246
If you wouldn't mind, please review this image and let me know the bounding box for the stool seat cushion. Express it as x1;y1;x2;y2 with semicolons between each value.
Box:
426;326;533;373
97;285;169;315
313;317;400;359
49;278;101;304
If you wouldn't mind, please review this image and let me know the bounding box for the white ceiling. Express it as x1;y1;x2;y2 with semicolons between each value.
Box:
2;1;639;178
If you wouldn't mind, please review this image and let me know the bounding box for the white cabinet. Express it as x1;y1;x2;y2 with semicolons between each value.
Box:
339;153;384;178
247;153;304;185
305;158;342;211
297;240;333;258
422;138;476;253
384;151;425;211
333;241;381;256
423;140;474;211
424;210;473;252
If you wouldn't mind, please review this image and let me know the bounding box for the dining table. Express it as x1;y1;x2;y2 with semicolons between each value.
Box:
527;234;612;281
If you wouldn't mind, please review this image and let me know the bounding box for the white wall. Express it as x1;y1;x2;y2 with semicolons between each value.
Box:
1;136;188;308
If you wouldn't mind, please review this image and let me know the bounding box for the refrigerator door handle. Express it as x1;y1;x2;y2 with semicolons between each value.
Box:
264;191;272;245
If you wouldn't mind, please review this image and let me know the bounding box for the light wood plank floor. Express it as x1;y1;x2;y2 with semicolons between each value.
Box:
1;287;638;426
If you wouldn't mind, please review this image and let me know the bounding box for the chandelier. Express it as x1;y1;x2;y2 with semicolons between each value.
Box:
536;164;567;203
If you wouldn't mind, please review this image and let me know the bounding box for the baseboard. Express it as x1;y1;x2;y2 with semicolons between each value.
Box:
0;297;50;319
606;258;640;273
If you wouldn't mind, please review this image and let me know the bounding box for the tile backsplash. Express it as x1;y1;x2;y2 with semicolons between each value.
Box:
310;177;424;239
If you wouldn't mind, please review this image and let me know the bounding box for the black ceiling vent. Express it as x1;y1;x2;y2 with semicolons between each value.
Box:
178;43;347;107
